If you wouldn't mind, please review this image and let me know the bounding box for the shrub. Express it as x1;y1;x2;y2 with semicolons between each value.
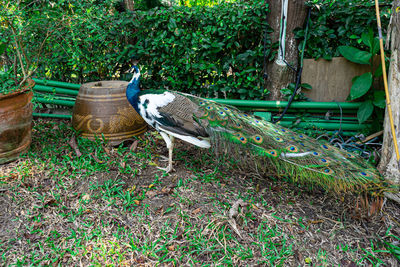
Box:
296;0;392;60
3;0;269;99
130;1;270;98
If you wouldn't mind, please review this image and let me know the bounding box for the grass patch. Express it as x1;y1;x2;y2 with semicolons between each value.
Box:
0;119;399;266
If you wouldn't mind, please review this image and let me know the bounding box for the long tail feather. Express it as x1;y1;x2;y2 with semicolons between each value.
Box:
182;94;395;195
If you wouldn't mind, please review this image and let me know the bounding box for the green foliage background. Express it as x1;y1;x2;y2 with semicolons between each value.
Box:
1;0;393;99
296;0;392;60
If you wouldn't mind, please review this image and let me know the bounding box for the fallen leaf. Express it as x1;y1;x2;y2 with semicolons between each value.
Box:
192;208;201;215
167;245;175;251
120;161;126;169
136;256;145;263
130;140;138;152
134;200;140;205
128;185;136;192
156;207;163;214
68;135;82;157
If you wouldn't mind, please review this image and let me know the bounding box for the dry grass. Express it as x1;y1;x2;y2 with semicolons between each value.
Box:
0;119;399;266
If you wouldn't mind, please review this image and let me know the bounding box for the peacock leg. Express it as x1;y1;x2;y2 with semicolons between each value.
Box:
158;132;175;173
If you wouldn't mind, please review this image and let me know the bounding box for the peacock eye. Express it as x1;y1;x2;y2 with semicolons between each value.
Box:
313;152;319;156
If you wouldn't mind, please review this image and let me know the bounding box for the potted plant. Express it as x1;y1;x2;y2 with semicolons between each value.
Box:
0;2;59;163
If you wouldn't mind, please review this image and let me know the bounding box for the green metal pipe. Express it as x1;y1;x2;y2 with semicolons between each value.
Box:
210;98;361;110
34;97;75;107
33;85;79;96
276;121;367;131
245;107;358;114
277;119;363;125
299;130;359;137
33;113;72;119
275;116;359;121
33;78;81;90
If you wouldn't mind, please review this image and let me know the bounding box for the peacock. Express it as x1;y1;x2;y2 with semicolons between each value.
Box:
126;65;394;195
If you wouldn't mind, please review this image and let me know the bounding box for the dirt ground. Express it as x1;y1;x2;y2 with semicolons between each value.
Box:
0;119;399;266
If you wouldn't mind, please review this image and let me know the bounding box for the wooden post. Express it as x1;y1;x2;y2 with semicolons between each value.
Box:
265;0;307;101
379;0;400;184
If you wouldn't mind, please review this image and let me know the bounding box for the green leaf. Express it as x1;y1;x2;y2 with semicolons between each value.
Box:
350;72;373;100
338;46;372;64
361;31;372;48
357;100;374;124
0;42;6;56
373;91;386;108
374;64;383;77
301;83;312;90
371;38;380;56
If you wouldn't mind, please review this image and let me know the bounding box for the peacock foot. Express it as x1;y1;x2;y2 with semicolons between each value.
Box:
158;155;169;162
157;165;175;173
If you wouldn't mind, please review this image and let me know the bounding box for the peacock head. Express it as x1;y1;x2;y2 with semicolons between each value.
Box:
126;65;141;109
127;65;141;93
128;65;140;83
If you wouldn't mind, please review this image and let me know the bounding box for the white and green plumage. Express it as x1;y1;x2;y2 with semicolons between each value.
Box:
126;66;394;195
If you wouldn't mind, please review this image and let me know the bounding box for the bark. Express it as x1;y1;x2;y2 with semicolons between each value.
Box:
265;0;307;100
378;0;400;184
124;0;135;11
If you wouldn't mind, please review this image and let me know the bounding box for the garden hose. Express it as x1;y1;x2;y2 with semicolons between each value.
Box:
374;0;400;169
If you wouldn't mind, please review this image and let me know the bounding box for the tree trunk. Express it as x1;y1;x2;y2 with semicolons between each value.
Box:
265;0;307;100
378;0;400;184
124;0;135;11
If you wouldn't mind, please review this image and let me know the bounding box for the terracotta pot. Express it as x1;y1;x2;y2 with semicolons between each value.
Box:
72;81;147;145
0;89;33;164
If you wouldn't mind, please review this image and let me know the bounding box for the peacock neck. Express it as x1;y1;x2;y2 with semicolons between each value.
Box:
126;78;140;113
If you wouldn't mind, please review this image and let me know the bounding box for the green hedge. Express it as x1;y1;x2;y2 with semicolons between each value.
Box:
27;1;270;99
5;0;392;100
130;2;270;98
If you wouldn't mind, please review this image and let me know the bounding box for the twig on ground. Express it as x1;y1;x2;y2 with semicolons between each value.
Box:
68;135;82;157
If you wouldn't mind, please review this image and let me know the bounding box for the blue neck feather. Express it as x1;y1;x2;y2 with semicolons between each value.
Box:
126;71;140;113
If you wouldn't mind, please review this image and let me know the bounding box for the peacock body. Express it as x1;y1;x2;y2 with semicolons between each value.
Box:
126;66;393;195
